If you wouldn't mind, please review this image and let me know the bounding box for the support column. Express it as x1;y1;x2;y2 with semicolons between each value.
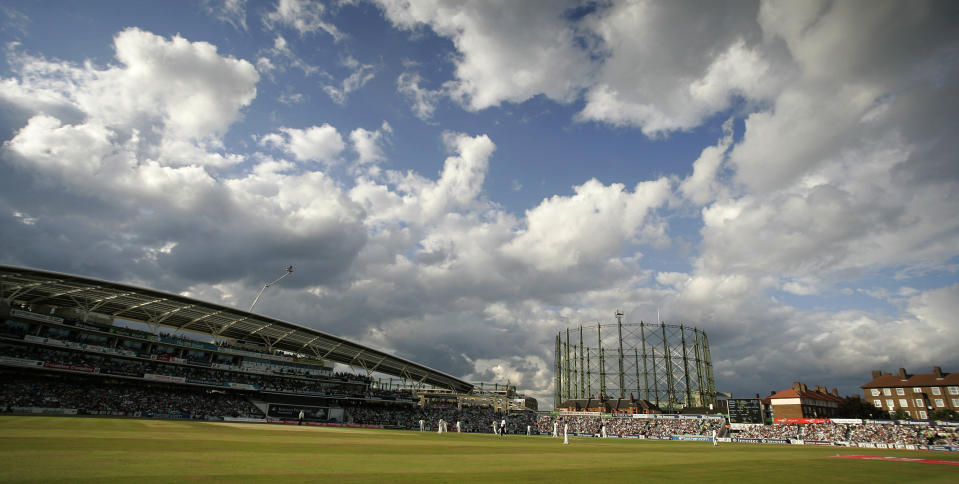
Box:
661;323;675;410
616;310;625;398
640;322;649;401
681;325;693;407
579;326;585;399
554;333;562;408
597;324;606;399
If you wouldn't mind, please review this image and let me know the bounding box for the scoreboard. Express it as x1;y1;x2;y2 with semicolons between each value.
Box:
727;398;764;424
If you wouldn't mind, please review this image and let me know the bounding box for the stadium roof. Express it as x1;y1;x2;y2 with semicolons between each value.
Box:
0;265;473;393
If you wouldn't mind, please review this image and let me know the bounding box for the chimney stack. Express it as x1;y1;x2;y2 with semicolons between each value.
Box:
872;370;881;379
898;368;907;380
934;366;944;378
793;381;802;392
832;388;839;397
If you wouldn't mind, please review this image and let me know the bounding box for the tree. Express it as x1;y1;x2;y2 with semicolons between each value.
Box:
838;396;889;419
928;408;959;421
891;408;910;420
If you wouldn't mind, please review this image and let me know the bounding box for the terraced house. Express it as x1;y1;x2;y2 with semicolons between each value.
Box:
861;367;959;419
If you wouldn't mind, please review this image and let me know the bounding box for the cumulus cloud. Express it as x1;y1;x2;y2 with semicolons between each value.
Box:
678;118;733;206
260;124;346;164
0;29;366;293
350;121;392;166
377;0;592;111
578;1;778;135
503;178;671;271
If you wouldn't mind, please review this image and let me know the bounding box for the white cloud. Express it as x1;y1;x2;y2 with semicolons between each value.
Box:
100;28;258;141
259;35;321;76
323;56;376;104
577;2;779;135
397;71;442;120
261;124;346;164
205;0;248;31
678;118;733;206
264;0;343;40
377;0;591;111
350;121;392;166
502;177;670;272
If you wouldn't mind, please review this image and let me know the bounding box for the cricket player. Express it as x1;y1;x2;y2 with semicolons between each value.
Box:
563;421;569;445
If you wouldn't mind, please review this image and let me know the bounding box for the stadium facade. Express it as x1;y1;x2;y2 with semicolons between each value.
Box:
0;265;472;392
554;312;716;412
0;265;509;425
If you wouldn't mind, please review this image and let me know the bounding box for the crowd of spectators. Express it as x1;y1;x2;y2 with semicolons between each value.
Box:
346;403;538;433
533;415;722;437
845;423;926;445
3;317;370;383
0;342;380;400
0;375;263;419
733;424;803;440
731;422;959;446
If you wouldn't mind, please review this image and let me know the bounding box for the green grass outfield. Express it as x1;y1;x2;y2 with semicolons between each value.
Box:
0;416;956;483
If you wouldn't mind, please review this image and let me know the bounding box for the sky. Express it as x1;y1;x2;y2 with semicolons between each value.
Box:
1;0;957;408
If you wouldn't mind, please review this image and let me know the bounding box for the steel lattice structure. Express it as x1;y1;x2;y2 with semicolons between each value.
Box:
554;312;716;411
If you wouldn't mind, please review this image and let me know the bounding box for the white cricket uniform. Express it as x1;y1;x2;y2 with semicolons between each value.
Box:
563;423;569;445
553;421;558;437
419;419;424;431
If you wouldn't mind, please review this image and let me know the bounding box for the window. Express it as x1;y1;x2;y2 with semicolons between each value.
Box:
934;399;944;407
949;386;959;395
932;387;941;395
919;410;928;419
915;398;924;407
886;399;895;409
898;399;908;407
896;388;905;396
883;388;892;396
913;387;922;393
905;411;911;417
874;400;882;408
871;389;880;396
952;399;959;407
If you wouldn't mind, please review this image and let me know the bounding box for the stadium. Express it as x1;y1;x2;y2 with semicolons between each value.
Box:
1;265;957;482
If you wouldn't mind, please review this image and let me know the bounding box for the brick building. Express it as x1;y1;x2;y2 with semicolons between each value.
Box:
860;367;959;419
768;382;842;419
